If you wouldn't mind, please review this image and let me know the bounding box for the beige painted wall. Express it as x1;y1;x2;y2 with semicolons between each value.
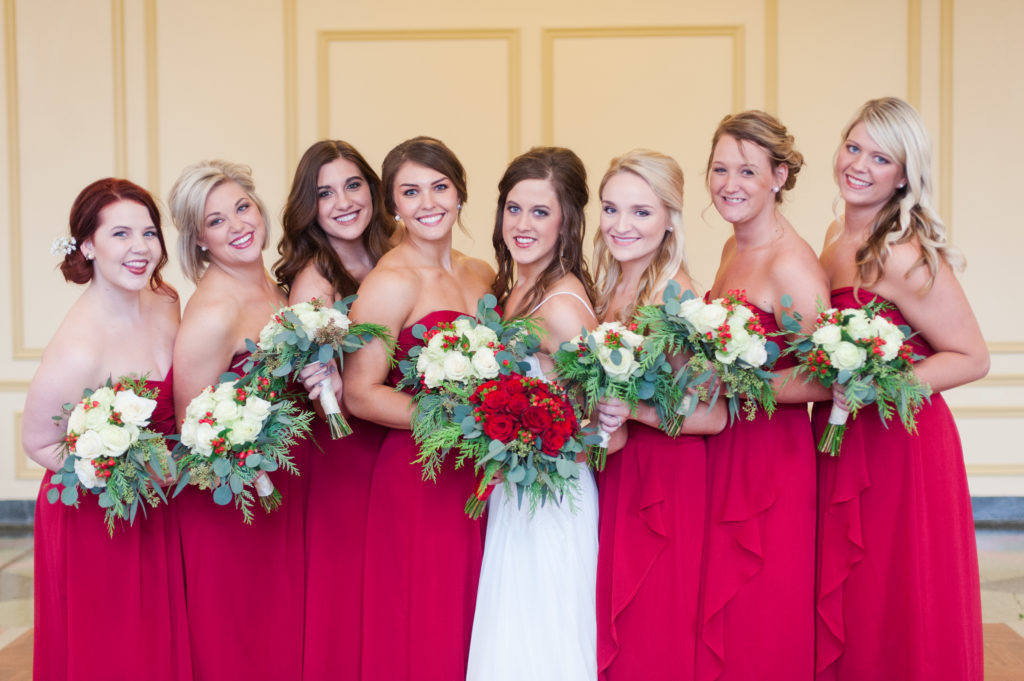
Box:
1;0;1020;500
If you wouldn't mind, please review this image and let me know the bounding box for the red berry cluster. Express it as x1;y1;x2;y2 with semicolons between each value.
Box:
804;348;834;375
898;343;915;363
210;436;228;456
868;336;887;357
83;399;101;412
65;432;79;451
603;328;625;350
108;410;124;426
722;289;749;311
816;310;843;327
709;323;733;352
235;447;256;465
91;456;116;480
198;411;215;426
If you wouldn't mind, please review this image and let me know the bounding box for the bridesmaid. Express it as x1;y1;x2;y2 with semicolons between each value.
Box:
592;149;727;681
815;97;986;680
696;112;829;681
342;136;495;680
168;160;303;680
23;178;191;681
273;140;395;680
467;146;602;681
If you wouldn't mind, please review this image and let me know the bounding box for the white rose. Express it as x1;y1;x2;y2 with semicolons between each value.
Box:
718;326;752;365
227;417;261;446
123;423;140;445
74;458;105;489
731;305;754;324
258;319;280;351
180;419;198;448
324;308;351;332
73;429;104;459
186;389;216;421
422;362;446;389
831;341;867;372
678;297;705;322
297;307;324;336
443;351;474;383
242;395;272;424
99;424;132;457
193;422;218;457
692;302;729;335
844;309;872;340
597;344;640;382
113;390;157;427
67;404;87;434
90;387;116;409
471;349;500;379
738;336;769;367
212;398;242;426
453;317;474;336
213;382;237;401
83;405;109;431
471;325;499;350
880;327;905;362
812;324;843;351
619;328;645;351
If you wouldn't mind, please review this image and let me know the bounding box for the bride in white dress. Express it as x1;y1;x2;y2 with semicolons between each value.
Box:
468;147;622;681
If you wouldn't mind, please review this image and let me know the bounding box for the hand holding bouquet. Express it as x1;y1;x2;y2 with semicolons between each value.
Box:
48;375;175;536
396;293;542;482
782;298;931;455
175;372;312;523
461;374;586;518
552;320;680;470
242;296;395;438
637;283;779;429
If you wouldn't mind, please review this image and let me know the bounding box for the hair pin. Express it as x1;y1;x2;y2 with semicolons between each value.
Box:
50;236;77;257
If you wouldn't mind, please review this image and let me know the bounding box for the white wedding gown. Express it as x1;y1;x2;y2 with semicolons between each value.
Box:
467;293;599;681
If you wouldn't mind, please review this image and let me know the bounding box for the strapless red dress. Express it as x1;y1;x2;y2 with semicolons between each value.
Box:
597;422;707;680
173;354;306;681
33;368;192;681
696;307;816;681
359;311;486;681
813;287;981;680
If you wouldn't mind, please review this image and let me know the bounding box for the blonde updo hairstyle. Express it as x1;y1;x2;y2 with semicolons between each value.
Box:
705;110;804;204
838;97;964;290
592;149;689;322
167;160;271;283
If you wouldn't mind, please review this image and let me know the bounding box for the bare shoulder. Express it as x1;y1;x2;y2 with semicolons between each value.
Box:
177;287;236;355
351;258;418;327
879;238;930;292
773;231;826;283
290;263;335;305
454;251;496;286
532;275;598;348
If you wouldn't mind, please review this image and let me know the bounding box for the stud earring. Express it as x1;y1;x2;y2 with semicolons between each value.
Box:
457;202;463;211
897;182;906;189
395;214;401;222
84;252;94;261
771;186;779;193
200;245;207;252
667;226;674;233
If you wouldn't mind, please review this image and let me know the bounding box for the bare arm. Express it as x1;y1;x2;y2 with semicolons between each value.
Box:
173;298;239;424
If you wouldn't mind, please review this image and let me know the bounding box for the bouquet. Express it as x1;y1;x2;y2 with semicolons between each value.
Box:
637;283;779;429
458;374;586;518
552;320;681;470
48;375;175;536
174;372;312;523
396;293;542;482
242;296;395;439
782;298;931;456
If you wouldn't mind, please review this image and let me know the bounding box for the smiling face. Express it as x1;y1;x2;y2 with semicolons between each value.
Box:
198;180;266;266
81;199;162;291
392;161;459;241
316;157;373;247
835;121;907;213
708;135;785;227
501;177;562;271
599;171;671;268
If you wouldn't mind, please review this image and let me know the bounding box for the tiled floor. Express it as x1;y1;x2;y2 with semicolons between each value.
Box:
0;530;1020;678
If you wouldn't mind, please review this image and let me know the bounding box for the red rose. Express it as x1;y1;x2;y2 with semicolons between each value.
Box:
480;386;511;413
483;413;516;441
504;377;526;395
506;392;530;414
542;432;567;455
521;405;553;434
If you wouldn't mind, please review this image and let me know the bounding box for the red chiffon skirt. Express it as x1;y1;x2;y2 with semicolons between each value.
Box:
697;403;816;681
597;423;707;680
360;428;485;680
174;448;306;680
33;482;192;681
814;395;982;680
303;415;387;680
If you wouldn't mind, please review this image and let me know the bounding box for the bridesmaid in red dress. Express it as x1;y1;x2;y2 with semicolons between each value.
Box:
696;112;830;681
168;160;304;680
23;178;191;681
342;136;495;680
814;98;987;681
591;149;727;681
273;140;395;679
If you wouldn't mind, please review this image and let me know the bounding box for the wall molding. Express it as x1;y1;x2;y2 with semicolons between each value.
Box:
316;29;521;159
12;413;41;481
939;0;953;226
282;0;297;183
540;25;744;145
951;406;1024;419
907;0;922;108
764;0;778;114
967;464;1024;477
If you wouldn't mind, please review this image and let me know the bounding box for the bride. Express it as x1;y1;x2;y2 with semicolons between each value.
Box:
467;146;617;681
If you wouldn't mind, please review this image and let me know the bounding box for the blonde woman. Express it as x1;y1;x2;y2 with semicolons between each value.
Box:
593;149;726;680
814;98;986;681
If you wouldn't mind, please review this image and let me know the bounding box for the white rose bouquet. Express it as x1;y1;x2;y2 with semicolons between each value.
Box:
174;372;312;523
395;294;542;482
552;320;681;470
48;375;175;537
241;296;395;439
781;299;931;456
636;283;779;432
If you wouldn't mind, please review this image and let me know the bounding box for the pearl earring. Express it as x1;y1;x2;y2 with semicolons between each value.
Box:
771;186;779;193
84;252;94;261
395;214;401;222
200;245;207;252
897;182;906;189
457;202;463;211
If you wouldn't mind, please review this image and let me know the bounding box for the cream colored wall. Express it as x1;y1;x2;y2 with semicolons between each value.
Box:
1;0;1020;501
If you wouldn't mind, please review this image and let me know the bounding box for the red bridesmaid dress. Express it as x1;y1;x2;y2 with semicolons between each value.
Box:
814;287;982;681
596;422;708;680
303;413;387;679
33;368;192;681
173;354;306;681
697;308;816;681
360;311;486;681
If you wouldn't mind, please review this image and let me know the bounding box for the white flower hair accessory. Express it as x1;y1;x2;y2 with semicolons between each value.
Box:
50;236;77;257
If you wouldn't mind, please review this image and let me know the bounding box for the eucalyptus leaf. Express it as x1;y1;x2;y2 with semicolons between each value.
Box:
173;471;192;497
98;492;114;508
228;473;244;494
212;484;232;506
46;487;59;504
245;453;262;468
245;337;258;353
318;344;334;364
60;485;79;506
412;324;427;340
506;466;526;484
212;457;231;478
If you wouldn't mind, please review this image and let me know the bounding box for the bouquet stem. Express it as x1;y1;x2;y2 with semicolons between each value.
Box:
818;403;849;457
588;427;610;472
254;473;282;512
663;394;694;438
465;468;497;520
318;377;352;439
